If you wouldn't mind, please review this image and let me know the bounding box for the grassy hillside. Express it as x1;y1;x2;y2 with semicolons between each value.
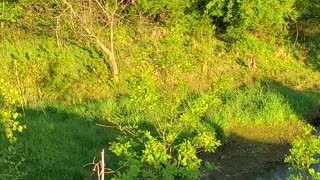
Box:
0;0;319;179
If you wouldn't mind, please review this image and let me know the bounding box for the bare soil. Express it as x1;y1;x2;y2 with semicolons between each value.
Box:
200;123;305;180
200;138;290;180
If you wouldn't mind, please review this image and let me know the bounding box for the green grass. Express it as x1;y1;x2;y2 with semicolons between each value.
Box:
208;86;297;126
1;80;319;179
0;35;113;103
1;1;320;179
2;80;318;179
0;103;119;180
210;82;319;127
0;40;319;179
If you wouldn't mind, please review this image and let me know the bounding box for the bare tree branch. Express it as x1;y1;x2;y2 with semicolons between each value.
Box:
62;0;119;81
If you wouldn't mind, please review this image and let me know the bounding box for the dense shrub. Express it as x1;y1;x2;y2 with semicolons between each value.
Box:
205;0;298;39
2;0;300;39
135;0;298;40
101;63;222;179
0;79;25;143
0;1;23;25
136;0;193;20
285;125;320;179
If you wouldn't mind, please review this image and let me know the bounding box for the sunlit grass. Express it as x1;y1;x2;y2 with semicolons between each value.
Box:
0;3;320;178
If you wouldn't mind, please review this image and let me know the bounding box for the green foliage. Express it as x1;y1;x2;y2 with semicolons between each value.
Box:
0;146;27;180
288;174;303;180
109;130;221;179
0;79;26;179
105;66;222;179
0;79;26;143
285;125;320;179
207;85;298;126
135;0;213;37
0;104;117;179
0;0;319;179
0;37;111;103
136;0;193;19
0;1;23;24
205;0;298;38
17;0;62;33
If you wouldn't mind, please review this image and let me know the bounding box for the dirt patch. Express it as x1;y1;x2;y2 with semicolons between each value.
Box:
200;139;290;180
200;123;305;180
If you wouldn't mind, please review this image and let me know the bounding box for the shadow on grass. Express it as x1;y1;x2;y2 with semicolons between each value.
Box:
294;1;320;70
266;80;320;125
3;80;319;180
5;105;119;180
202;80;320;179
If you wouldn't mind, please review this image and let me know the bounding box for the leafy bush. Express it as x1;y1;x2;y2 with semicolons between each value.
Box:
285;125;320;179
0;1;23;24
0;79;26;179
135;0;299;39
205;0;298;39
0;79;25;143
136;0;193;20
104;63;222;179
